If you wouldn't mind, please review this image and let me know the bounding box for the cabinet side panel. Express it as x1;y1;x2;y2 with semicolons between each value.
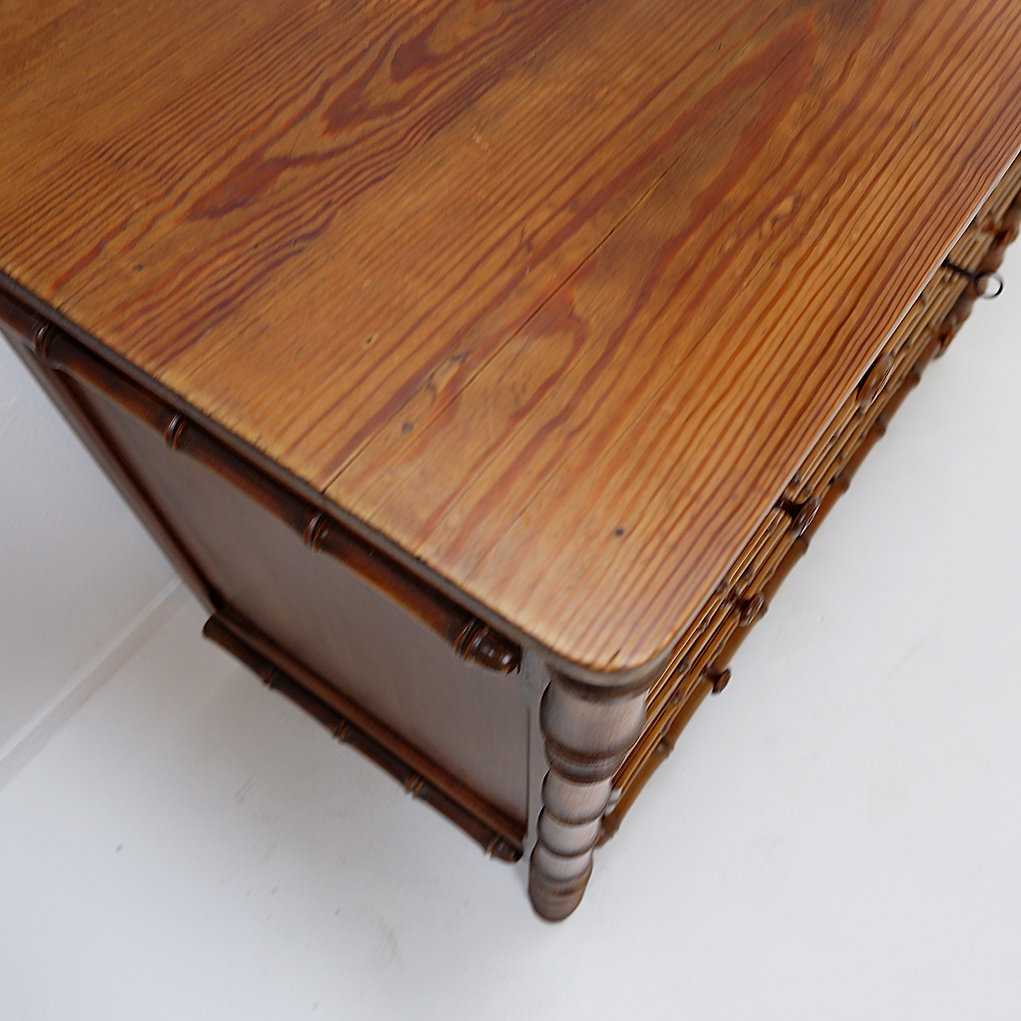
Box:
75;384;529;825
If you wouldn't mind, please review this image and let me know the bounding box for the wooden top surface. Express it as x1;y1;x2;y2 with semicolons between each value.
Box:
2;0;1020;675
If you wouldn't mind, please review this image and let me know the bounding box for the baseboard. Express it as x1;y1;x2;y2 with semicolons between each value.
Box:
0;579;185;790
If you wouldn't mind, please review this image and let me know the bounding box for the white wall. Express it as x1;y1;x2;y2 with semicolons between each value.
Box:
0;332;178;783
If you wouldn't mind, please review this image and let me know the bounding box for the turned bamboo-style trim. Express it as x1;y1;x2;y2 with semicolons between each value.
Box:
204;611;524;860
598;162;1021;837
0;295;216;607
1;302;521;675
599;676;714;845
776;495;821;538
529;670;652;921
1;290;526;858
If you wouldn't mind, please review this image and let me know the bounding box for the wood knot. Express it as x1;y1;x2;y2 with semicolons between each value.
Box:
484;835;521;862
737;591;767;626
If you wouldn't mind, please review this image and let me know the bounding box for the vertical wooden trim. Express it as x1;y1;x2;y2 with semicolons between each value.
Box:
528;670;653;920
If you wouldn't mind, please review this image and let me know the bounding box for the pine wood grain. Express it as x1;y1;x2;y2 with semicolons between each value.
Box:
2;0;1020;674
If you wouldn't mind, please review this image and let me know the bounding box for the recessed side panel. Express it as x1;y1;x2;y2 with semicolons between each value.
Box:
72;383;529;830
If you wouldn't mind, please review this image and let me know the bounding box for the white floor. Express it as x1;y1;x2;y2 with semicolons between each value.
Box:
2;249;1020;1020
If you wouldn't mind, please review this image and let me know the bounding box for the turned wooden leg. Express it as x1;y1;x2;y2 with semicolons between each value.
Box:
529;672;649;920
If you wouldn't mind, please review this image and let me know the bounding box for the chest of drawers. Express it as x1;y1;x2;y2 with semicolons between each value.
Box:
2;0;1020;919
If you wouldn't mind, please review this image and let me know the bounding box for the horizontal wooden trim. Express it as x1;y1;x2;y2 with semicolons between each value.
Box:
599;164;1021;838
1;305;217;608
0;293;521;676
203;610;524;861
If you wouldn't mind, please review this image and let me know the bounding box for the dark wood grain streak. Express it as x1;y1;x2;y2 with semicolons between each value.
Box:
330;0;1021;670
600;160;1021;835
3;0;1021;677
0;0;799;478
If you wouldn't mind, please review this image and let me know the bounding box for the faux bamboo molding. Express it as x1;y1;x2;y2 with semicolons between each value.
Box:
4;0;1021;920
204;612;523;861
530;671;653;920
0;291;530;856
600;155;1021;838
6;304;521;678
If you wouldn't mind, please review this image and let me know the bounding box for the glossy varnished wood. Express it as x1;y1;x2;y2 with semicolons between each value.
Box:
2;0;1021;675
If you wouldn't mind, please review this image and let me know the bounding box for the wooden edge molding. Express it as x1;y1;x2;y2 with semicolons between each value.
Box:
203;611;524;861
0;290;521;675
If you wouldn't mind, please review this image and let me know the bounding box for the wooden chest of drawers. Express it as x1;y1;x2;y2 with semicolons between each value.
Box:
2;0;1020;919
